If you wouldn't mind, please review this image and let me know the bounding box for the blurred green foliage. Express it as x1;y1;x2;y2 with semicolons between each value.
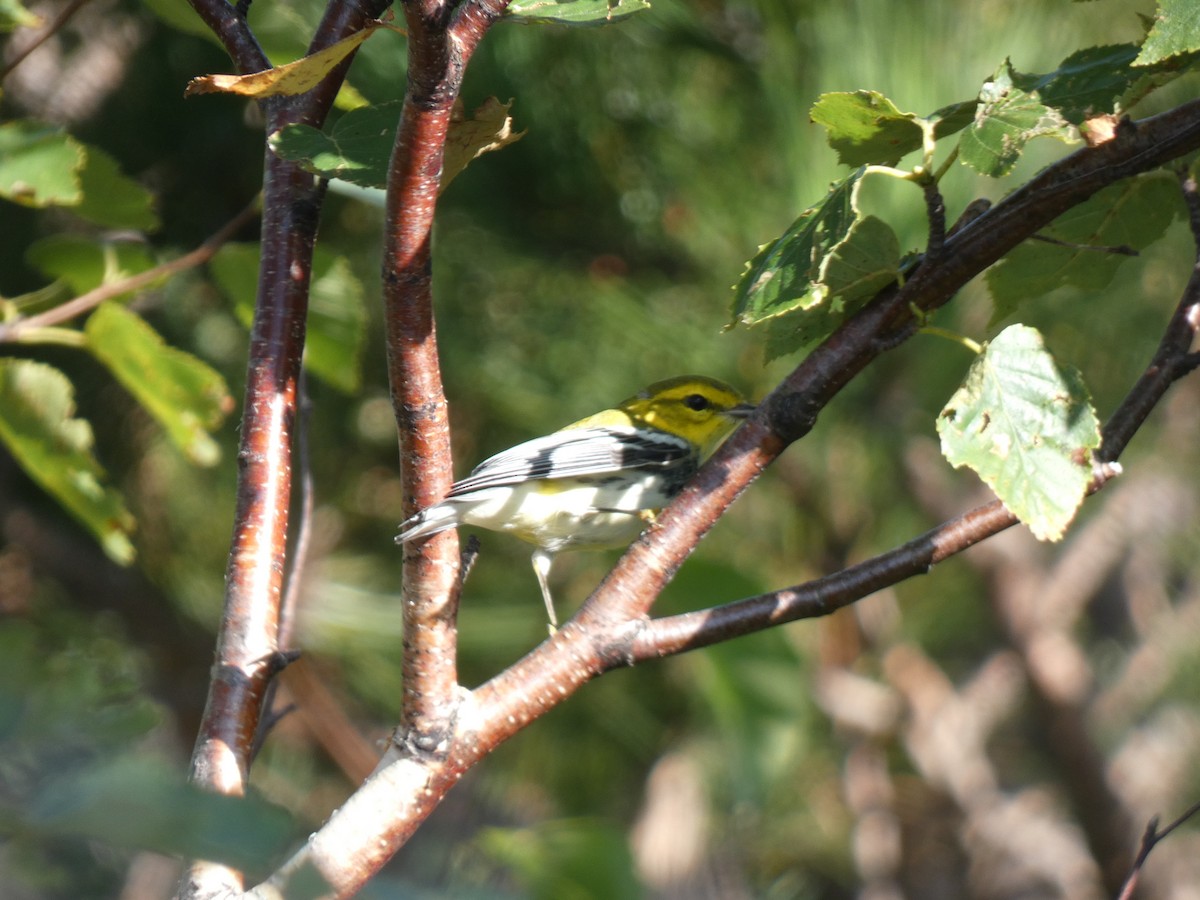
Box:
2;0;1200;896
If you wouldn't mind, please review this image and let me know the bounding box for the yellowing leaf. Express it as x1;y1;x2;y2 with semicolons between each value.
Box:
442;98;526;190
185;24;383;99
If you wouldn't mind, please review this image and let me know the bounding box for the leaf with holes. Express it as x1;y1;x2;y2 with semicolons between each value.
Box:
937;325;1100;541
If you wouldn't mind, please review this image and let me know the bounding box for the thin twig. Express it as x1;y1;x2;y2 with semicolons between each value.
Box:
0;197;260;342
1029;232;1137;255
0;0;95;82
1116;799;1200;900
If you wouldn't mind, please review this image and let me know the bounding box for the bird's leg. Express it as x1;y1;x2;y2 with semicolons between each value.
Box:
531;548;559;633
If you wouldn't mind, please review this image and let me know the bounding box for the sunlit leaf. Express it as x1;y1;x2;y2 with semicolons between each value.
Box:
986;172;1182;321
0;360;135;563
270;97;523;192
74;145;159;231
27;235;157;296
185;24;382;98
0;121;83;207
937;325;1100;541
959;60;1075;177
810;91;925;168
731;169;864;326
506;0;651;25
1136;0;1200;65
85;303;233;466
731;169;900;357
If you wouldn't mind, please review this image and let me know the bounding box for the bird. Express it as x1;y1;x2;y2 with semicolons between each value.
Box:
395;375;755;627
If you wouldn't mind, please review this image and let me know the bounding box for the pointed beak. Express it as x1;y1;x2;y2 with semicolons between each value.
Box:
727;402;756;419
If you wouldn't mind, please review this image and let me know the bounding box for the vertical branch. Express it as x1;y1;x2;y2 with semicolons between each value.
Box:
179;2;389;897
383;0;510;739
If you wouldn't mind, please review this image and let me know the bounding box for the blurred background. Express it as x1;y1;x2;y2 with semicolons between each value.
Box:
3;0;1200;897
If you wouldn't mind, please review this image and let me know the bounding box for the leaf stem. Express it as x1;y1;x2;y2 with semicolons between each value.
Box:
918;324;983;354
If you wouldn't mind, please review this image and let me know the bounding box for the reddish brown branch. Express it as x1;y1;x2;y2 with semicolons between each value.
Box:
256;55;1200;900
383;0;511;747
179;2;391;898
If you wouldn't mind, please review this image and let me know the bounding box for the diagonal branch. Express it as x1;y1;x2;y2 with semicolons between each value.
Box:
0;197;260;343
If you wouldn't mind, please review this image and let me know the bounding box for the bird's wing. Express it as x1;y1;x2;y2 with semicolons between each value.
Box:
445;426;693;497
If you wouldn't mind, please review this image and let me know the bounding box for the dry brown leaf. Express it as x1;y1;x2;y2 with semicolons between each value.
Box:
185;24;388;99
441;98;526;190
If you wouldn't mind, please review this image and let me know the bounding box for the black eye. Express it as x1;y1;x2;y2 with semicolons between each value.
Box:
683;393;711;411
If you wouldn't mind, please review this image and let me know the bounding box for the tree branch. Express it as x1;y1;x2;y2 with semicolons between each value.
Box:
179;2;391;898
0;197;260;343
383;0;512;752
252;62;1200;900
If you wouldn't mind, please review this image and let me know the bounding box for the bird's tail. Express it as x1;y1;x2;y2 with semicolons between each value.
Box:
395;502;461;545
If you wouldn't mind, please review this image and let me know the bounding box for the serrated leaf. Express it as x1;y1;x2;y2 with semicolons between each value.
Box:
74;145;159;231
442;98;525;188
820;214;901;304
937;325;1100;541
270;98;522;192
210;243;365;393
731;169;863;326
809;92;976;168
810;91;926;167
1136;0;1200;66
0;360;135;563
731;170;900;356
27;235;157;296
506;0;651;25
0;120;83;207
85;303;233;466
959;60;1075;177
185;24;382;98
986;172;1182;322
762;300;848;361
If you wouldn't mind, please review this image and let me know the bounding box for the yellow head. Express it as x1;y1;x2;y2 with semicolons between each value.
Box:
583;375;754;455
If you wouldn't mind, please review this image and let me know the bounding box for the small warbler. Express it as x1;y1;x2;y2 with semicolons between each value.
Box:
395;375;755;626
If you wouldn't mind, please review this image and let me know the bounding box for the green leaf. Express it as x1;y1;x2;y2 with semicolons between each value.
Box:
1136;0;1200;66
306;254;366;393
0;0;40;30
986;172;1182;322
74;145;159;231
27;235;157;296
809;92;974;168
480;820;641;898
959;60;1075;177
731;170;900;357
0;121;83;207
819;214;901;304
0;360;135;563
26;755;294;870
732;169;862;326
270;103;398;188
937;325;1101;541
271;98;523;193
210;243;366;393
85;303;233;466
505;0;651;25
